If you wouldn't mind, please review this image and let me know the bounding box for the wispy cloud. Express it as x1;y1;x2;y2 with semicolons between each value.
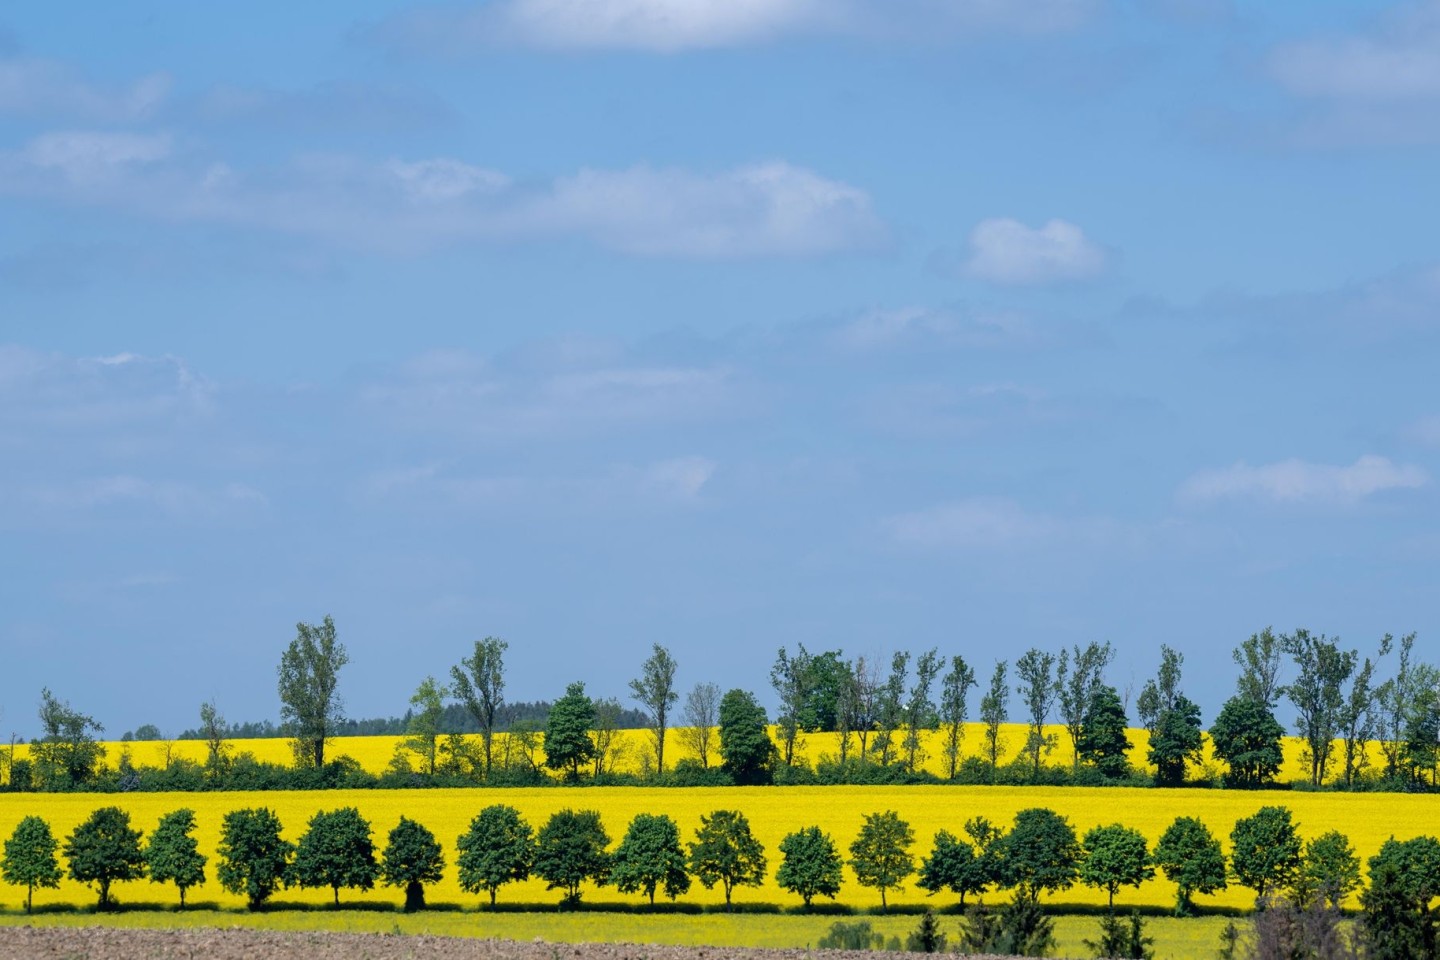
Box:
1269;2;1440;103
884;496;1123;551
963;218;1107;285
0;56;169;120
0;346;213;427
1179;455;1428;505
20;476;267;516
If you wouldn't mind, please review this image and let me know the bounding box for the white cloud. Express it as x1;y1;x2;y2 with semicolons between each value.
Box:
638;456;716;500
1269;2;1440;102
963;217;1107;285
20;131;171;182
25;476;267;515
0;346;212;427
886;497;1059;549
1407;415;1440;446
0;56;169;120
831;306;1063;352
1179;455;1428;505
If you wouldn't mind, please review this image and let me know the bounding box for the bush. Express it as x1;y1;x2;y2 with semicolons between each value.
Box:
818;919;884;950
1084;912;1154;959
958;897;1055;957
905;909;947;953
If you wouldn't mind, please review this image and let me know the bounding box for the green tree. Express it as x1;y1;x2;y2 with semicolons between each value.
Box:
1377;633;1421;778
533;809;610;906
277;614;348;769
292;807;379;906
1014;648;1058;779
1147;696;1203;787
1;815;62;913
544;681;598;780
404;676;447;776
1209;695;1284;789
979;661;1009;775
610;813;690;905
1152;816;1226;915
1282;628;1357;786
998;808;1080;902
1338;637;1389;786
1229;805;1303;906
217;807;294;910
1085;912;1155;960
688;809;767;909
803;650;852;733
1137;645;1184;733
1292;830;1360;910
939;655;977;779
64;806;146;910
873;651;909;766
1076;684;1130;779
450;636;507;778
776;825;843;908
917;828;993;908
380;816;445;912
679;682;720;769
1362;855;1437;960
198;699;231;781
145;808;206;908
1078;824;1153;911
456;804;535;906
31;688;105;788
1233;627;1284;709
771;645;815;766
849;810;915;912
629;644;679;775
718;688;774;785
901;648;941;773
1056;641;1114;771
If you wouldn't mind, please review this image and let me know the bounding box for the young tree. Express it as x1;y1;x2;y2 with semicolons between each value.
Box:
534;809;610;906
1338;637;1389;786
590;695;625;777
145;809;207;908
1056;641;1114;771
979;661;1009;776
849;655;881;760
404;676;448;776
2;816;62;913
901;648;941;773
1230;806;1303;906
1015;649;1058;779
679;682;721;769
198;699;230;780
776;825;843;908
292;807;379;906
277;614;348;769
380;817;445;912
64;806;146;910
1078;824;1153;911
849;810;915;912
450;636;507;777
873;651;909;766
1209;695;1284;789
1147;696;1203;787
1137;645;1184;733
771;645;815;766
1076;684;1131;779
610;813;690;905
629;644;679;775
456;804;534;906
1152;816;1226;915
1293;830;1360;910
1377;633;1421;778
718;688;774;785
688;809;767;908
997;808;1080;903
1282;629;1356;786
939;655;977;779
32;688;105;788
917;829;990;908
1233;627;1285;709
544;681;598;780
217;807;294;910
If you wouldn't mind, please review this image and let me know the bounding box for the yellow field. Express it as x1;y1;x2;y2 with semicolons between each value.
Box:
1;785;1435;917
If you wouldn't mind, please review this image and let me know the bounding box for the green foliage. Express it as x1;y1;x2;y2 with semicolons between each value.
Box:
917;829;987;907
544;682;598;780
958;897;1055;957
1153;815;1227;915
1148;695;1204;787
1015;648;1058;779
1078;823;1153;910
277;615;348;769
534;808;610;906
1084;911;1154;960
2;815;62;913
901;649;941;774
63;805;145;909
380;816;445;912
717;689;775;785
979;661;1009;773
1058;642;1115;772
1293;830;1361;910
291;806;378;905
848;810;915;911
998;807;1080;901
456;804;534;905
1282;628;1356;788
1076;684;1131;780
775;825;843;908
630;644;679;774
217;807;294;910
32;688;106;789
817;919;884;950
198;700;231;780
905;909;947;953
145;808;207;907
1230;805;1303;905
688;808;766;908
450;636;507;778
1210;695;1285;789
938;655;977;779
610;813;690;905
404;676;448;776
1363;854;1437;960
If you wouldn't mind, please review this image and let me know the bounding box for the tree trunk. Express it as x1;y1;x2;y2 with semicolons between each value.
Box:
880;888;888;913
490;888;497;906
26;884;32;914
180;886;187;909
405;881;425;912
334;886;340;906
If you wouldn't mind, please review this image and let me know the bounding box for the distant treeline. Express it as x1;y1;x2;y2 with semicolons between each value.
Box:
165;702;650;741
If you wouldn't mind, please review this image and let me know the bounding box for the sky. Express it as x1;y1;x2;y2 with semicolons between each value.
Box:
3;0;1440;739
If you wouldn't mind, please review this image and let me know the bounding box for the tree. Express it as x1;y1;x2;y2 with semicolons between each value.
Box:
1015;649;1058;779
771;645;815;766
2;816;61;913
380;817;445;912
534;809;610;906
277;614;348;769
1147;695;1203;787
1078;824;1153;911
1057;641;1113;771
544;681;598;780
901;648;941;773
198;699;230;780
456;804;534;906
292;807;379;906
1233;627;1285;709
997;808;1080;902
1338;637;1389;786
64;806;146;910
591;695;624;777
849;810;915;912
980;661;1009;775
873;651;909;766
217;807;294;910
1282;629;1356;786
1293;830;1360;910
1377;633;1422;778
611;813;690;905
907;908;948;954
1362;855;1436;960
32;687;105;788
1137;645;1185;734
1230;806;1303;906
939;655;977;779
1076;684;1130;779
718;688;774;785
145;809;206;908
917;829;992;909
630;644;679;775
1209;695;1284;789
803;650;852;733
1152;816;1226;915
688;809;767;908
451;637;507;777
405;676;447;776
679;682;721;769
776;826;843;908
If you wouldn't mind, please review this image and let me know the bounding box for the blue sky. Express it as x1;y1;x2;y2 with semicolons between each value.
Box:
3;0;1439;738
